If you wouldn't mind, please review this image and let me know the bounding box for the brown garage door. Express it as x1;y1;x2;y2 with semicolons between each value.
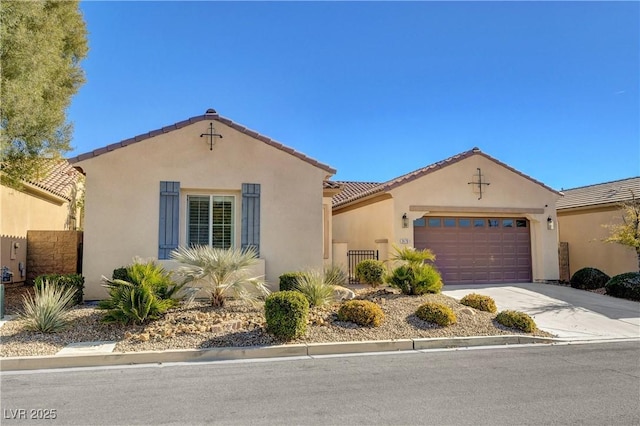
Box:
414;217;532;284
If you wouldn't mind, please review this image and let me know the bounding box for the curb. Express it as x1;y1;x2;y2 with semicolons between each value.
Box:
0;335;559;372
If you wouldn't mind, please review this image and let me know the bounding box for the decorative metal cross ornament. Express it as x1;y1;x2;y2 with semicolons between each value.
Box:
468;168;490;200
200;122;223;150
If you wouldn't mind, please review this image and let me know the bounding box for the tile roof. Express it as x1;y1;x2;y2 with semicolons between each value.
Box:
323;180;343;190
332;147;560;208
27;160;81;201
68;109;336;175
556;177;640;210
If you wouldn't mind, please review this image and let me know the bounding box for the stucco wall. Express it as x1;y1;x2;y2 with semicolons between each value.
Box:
333;154;561;282
1;185;72;283
558;206;637;277
77;120;329;299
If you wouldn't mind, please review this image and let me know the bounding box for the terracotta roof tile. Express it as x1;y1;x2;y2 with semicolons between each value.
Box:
68;110;336;176
27;160;81;200
323;180;343;190
557;177;640;210
332;147;560;208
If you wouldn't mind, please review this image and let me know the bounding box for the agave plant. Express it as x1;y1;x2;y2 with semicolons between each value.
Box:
19;281;76;333
170;245;270;307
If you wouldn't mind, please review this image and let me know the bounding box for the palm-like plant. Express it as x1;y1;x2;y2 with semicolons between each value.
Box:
20;281;76;333
170;245;270;307
391;245;436;266
294;269;335;307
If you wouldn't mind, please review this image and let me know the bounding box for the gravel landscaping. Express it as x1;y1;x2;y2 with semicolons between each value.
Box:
1;284;553;358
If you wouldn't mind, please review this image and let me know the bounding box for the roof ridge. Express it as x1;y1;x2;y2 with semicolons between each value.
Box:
68;109;336;175
561;176;640;192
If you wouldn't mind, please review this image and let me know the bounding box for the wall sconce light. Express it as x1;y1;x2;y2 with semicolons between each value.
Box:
402;213;409;228
547;216;555;230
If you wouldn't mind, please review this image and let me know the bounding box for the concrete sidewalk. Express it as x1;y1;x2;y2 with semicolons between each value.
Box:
443;283;640;340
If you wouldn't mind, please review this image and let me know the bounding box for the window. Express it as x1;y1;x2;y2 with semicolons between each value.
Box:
444;218;456;227
474;219;485;227
428;218;442;227
488;219;500;228
187;195;235;248
516;219;528;228
503;219;514;228
459;218;471;227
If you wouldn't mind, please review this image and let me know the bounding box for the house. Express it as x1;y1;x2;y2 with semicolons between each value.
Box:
332;148;561;284
557;177;640;278
68;109;337;300
0;160;83;284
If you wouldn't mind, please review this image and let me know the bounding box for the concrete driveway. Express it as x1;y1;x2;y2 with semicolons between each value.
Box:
443;283;640;341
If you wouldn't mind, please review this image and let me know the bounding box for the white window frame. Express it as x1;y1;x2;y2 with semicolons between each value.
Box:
186;194;236;249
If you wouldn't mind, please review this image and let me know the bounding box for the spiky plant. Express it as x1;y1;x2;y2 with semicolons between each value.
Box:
391;245;436;266
294;269;335;307
170;246;270;307
323;265;347;287
19;281;76;333
99;279;173;325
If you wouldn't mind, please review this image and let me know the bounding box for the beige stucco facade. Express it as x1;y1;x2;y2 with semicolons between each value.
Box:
333;151;561;283
558;206;637;277
1;182;75;283
72;113;335;299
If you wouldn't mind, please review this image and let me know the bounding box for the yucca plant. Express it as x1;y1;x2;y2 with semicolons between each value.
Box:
323;265;347;287
170;245;270;307
294;270;335;307
391;245;436;266
19;281;76;333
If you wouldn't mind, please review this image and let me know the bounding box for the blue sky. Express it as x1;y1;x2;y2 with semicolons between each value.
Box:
68;1;639;191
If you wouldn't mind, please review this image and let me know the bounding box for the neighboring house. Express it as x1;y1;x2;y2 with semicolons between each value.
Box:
0;160;83;283
332;148;561;284
557;177;640;277
68;109;336;300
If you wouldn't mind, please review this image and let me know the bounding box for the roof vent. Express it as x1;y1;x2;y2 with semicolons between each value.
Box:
471;147;481;152
205;108;217;115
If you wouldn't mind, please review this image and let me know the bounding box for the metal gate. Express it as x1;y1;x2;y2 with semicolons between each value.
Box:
347;250;379;283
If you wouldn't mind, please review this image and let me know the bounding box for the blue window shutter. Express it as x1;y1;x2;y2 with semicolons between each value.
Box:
241;183;260;256
159;181;180;259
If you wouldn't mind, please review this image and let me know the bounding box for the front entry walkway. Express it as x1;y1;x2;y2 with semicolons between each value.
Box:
443;283;640;340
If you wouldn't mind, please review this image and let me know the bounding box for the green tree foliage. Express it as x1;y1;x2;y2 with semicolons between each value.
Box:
604;191;640;271
1;0;88;186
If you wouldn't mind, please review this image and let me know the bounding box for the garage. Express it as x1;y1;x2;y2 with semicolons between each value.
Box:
414;216;532;284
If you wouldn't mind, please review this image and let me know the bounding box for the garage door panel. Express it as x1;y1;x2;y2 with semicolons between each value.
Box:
415;216;532;284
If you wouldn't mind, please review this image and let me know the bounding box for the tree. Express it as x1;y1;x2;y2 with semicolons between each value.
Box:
1;0;88;187
605;191;640;271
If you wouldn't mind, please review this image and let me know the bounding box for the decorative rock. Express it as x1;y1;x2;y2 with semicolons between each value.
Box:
333;285;356;301
459;307;476;316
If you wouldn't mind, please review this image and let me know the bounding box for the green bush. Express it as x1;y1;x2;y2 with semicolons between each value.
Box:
496;310;537;332
355;259;385;287
279;272;304;292
294;270;335;307
265;291;309;340
98;259;183;324
460;293;497;313
386;263;443;295
337;300;384;327
605;272;640;301
415;302;457;326
324;265;347;287
20;280;76;333
570;267;610;290
112;267;129;281
34;274;84;306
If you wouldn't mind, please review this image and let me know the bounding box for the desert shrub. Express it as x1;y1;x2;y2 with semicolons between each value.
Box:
20;281;76;333
570;267;610;290
171;246;269;307
496;310;537;332
98;259;183;324
386;263;443;295
112;267;129;281
278;272;304;292
34;274;84;306
605;272;640;301
355;259;385;287
265;291;309;340
460;293;497;313
391;245;436;264
415;302;457;326
337;300;384;327
324;265;347;287
294;270;335;307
